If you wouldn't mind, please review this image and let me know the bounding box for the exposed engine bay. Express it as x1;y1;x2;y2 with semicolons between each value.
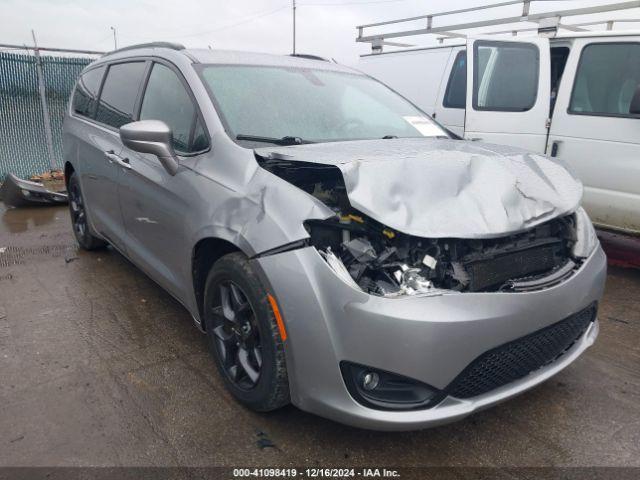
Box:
258;157;581;297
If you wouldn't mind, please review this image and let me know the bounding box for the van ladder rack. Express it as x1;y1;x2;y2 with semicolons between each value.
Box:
356;0;640;53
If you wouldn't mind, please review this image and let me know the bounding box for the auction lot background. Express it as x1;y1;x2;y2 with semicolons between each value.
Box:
1;0;639;479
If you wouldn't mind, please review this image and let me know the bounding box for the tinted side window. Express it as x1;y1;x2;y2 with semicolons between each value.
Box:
72;66;104;117
140;63;207;153
569;43;640;117
95;62;146;128
473;41;539;112
443;51;466;109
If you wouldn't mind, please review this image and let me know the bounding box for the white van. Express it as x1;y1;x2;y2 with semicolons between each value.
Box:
359;32;640;235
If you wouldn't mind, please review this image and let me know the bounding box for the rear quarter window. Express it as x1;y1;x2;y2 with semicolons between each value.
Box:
72;66;105;118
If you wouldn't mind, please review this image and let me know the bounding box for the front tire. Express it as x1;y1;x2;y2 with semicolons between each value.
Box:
67;172;106;250
204;252;290;411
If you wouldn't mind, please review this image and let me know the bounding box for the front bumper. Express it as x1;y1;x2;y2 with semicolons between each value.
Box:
257;245;607;431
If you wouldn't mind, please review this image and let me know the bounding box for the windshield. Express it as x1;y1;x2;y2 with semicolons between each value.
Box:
199;64;448;145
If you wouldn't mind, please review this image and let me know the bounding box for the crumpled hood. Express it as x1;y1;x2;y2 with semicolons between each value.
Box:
255;138;582;238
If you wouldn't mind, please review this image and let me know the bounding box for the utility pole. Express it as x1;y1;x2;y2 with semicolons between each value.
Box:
31;30;57;171
110;26;117;50
292;0;296;54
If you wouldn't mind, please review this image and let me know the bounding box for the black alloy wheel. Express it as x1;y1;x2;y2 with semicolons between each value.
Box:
204;252;289;411
211;280;263;390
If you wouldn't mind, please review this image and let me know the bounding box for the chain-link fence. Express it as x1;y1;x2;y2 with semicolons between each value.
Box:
0;46;101;180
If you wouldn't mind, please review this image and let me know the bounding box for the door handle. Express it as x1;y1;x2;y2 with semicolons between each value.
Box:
104;150;132;170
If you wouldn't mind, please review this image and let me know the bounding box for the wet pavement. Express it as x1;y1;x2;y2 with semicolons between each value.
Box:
0;203;638;468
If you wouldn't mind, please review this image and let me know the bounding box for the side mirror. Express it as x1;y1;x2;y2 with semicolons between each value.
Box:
119;120;180;175
630;84;640;116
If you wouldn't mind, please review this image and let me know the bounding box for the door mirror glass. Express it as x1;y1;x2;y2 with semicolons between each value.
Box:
630;85;640;115
119;120;180;175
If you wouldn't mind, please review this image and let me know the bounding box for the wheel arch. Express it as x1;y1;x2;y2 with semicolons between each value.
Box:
192;237;242;328
64;161;75;189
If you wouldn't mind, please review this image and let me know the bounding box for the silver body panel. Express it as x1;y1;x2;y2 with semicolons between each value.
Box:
62;46;607;430
258;245;605;430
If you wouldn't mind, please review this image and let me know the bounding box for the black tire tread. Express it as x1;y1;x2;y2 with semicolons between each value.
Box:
68;172;107;251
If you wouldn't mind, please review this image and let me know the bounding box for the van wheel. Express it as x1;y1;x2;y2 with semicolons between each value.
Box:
67;172;106;250
204;252;290;411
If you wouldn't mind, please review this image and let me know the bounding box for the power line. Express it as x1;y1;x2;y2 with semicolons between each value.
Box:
122;5;289;41
300;0;414;6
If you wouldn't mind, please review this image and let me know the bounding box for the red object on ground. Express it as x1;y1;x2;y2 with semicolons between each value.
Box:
597;229;640;269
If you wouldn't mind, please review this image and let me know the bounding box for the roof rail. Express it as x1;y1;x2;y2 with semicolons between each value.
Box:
356;0;640;53
289;53;331;62
103;41;185;57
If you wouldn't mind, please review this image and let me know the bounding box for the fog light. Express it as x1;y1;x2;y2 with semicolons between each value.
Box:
362;372;379;391
341;362;442;411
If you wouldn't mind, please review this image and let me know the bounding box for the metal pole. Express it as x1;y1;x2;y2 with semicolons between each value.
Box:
110;26;117;50
31;30;57;171
293;0;296;54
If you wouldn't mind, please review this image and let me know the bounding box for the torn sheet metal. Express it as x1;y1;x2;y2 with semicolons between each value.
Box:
255;138;583;239
0;173;68;207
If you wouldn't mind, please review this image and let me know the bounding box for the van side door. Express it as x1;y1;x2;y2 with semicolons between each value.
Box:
464;37;551;153
433;47;466;137
73;61;147;250
547;38;640;234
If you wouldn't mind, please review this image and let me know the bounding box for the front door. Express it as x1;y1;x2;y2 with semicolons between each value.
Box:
118;61;210;299
464;37;551;153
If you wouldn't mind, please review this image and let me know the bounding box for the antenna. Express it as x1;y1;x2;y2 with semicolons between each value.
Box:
110;26;117;50
293;0;297;55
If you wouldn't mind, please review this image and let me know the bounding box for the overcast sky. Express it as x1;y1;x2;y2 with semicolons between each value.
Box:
2;0;639;65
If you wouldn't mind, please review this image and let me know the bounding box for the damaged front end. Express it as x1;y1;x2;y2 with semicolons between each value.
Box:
258;152;595;298
306;212;583;297
0;173;68;207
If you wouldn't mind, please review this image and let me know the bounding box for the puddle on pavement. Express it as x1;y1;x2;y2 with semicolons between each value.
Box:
1;203;64;234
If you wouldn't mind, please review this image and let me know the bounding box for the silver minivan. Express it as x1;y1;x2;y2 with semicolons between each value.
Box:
63;42;606;430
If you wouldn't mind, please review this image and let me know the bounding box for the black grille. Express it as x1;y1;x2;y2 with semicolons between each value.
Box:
466;243;564;292
446;304;597;399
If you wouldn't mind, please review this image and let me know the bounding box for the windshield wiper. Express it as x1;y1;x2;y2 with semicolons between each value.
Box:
236;134;313;146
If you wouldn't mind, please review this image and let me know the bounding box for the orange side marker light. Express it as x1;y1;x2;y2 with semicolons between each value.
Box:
267;294;287;342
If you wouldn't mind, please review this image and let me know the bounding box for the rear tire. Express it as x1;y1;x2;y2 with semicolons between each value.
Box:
67;172;106;251
204;252;290;412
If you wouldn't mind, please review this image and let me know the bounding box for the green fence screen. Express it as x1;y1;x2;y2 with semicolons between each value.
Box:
0;51;94;180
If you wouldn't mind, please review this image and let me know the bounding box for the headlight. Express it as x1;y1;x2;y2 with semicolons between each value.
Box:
572;207;598;258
